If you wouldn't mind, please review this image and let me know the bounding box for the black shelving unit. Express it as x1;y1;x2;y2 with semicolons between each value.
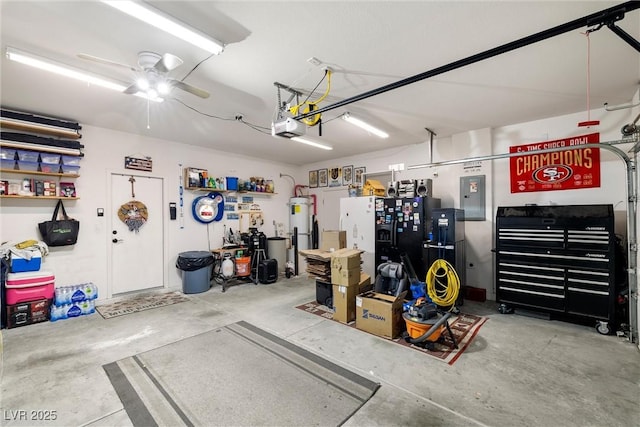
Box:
495;204;618;334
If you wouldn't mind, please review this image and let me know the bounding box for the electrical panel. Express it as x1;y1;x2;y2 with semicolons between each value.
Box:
460;175;485;221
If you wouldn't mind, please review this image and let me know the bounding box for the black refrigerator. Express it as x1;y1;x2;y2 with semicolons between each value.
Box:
374;196;441;281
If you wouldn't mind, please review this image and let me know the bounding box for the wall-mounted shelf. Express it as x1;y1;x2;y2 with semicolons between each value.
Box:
0;142;82;156
0;168;79;178
0;195;79;200
0;118;81;140
185;187;276;196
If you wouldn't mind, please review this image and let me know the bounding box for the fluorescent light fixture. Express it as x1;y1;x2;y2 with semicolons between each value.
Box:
291;136;333;150
102;1;225;54
6;46;163;102
342;112;389;138
6;46;126;92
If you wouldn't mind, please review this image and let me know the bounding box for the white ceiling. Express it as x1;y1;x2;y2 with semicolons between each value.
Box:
1;1;639;165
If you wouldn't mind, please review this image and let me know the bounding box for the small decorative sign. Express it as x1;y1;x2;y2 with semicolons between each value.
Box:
125;156;153;172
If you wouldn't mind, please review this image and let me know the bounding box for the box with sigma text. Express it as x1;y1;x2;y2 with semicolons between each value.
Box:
355;291;407;339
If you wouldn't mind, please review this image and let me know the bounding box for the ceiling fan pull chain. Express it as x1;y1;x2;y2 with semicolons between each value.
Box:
147;97;151;129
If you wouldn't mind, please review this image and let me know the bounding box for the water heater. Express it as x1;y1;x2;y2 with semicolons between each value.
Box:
289;197;310;251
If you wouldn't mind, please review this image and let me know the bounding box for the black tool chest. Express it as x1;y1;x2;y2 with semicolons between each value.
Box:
495;204;616;330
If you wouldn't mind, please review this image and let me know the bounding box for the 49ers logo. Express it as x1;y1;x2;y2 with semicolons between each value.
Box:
532;164;573;184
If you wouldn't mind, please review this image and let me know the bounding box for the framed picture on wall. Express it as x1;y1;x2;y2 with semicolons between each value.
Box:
342;165;353;186
329;167;341;187
354;166;366;186
309;170;318;188
318;168;328;187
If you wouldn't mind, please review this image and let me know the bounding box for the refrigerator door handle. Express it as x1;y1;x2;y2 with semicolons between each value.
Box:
391;218;397;247
339;215;343;231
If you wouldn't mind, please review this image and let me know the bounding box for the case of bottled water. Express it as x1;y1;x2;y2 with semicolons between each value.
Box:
51;283;98;321
53;283;98;306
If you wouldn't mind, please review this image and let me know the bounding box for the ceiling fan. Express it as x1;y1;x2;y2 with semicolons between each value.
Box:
78;51;210;99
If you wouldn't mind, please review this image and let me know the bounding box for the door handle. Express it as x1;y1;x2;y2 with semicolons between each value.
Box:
112;238;123;243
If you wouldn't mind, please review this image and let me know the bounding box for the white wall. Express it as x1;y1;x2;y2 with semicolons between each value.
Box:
303;105;636;304
0;124;302;299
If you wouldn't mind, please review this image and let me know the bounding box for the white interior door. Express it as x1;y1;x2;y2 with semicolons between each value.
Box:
110;173;164;295
320;187;347;232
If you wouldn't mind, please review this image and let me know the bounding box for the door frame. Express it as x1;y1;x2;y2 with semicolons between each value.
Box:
106;169;168;299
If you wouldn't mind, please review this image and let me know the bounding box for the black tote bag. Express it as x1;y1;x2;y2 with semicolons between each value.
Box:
38;200;80;246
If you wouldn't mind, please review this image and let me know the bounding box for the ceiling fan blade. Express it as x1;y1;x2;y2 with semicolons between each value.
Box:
77;53;138;72
123;83;139;94
170;79;210;99
154;53;183;73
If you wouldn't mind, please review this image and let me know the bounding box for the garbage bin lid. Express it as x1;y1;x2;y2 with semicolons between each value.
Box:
268;237;286;240
178;251;214;259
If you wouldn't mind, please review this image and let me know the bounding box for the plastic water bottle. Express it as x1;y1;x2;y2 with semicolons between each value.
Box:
50;304;60;321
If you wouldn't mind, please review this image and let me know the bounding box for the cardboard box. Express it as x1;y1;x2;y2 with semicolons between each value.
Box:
330;248;361;269
332;284;357;323
333;273;373;324
330;248;362;286
331;266;360;286
321;230;346;252
355;291;407;339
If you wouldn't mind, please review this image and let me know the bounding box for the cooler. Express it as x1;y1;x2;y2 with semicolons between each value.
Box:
6;271;55;305
7;299;50;328
10;250;42;273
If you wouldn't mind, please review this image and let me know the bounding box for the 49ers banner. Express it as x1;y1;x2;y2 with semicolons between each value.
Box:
510;133;600;193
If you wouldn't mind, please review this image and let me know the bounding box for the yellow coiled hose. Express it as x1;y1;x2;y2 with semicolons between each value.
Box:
425;259;460;310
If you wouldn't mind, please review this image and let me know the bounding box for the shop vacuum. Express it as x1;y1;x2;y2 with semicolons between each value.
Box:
402;258;462;350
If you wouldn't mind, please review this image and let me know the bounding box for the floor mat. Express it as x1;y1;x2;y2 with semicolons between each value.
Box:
96;291;189;319
104;321;379;426
296;301;487;365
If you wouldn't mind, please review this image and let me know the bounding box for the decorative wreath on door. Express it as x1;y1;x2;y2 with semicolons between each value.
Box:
118;200;148;232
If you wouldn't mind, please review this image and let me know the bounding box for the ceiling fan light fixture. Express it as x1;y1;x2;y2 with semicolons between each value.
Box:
290;136;333;150
136;76;150;91
342;112;389;139
5;46;127;92
156;81;171;95
102;1;225;55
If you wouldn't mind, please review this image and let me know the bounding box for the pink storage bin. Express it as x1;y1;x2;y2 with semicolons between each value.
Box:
6;271;55;305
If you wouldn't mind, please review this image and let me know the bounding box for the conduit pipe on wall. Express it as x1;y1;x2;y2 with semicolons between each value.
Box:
408;137;639;344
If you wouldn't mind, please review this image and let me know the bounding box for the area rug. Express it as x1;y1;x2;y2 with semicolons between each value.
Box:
96;291;189;319
295;301;487;365
104;321;379;426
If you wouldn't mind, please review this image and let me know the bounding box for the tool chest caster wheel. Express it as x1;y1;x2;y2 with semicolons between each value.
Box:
596;321;611;335
498;304;513;314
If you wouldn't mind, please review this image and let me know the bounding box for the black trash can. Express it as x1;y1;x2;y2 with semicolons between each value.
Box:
176;251;214;294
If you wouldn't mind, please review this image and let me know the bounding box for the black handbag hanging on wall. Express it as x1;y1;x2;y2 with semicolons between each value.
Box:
38;200;80;246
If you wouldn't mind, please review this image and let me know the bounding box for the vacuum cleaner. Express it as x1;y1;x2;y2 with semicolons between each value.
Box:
402;258;461;350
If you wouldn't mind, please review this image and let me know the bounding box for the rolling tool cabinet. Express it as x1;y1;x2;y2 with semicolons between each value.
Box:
495;204;617;334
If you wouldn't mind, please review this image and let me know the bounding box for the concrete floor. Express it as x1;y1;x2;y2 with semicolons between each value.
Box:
1;274;638;427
